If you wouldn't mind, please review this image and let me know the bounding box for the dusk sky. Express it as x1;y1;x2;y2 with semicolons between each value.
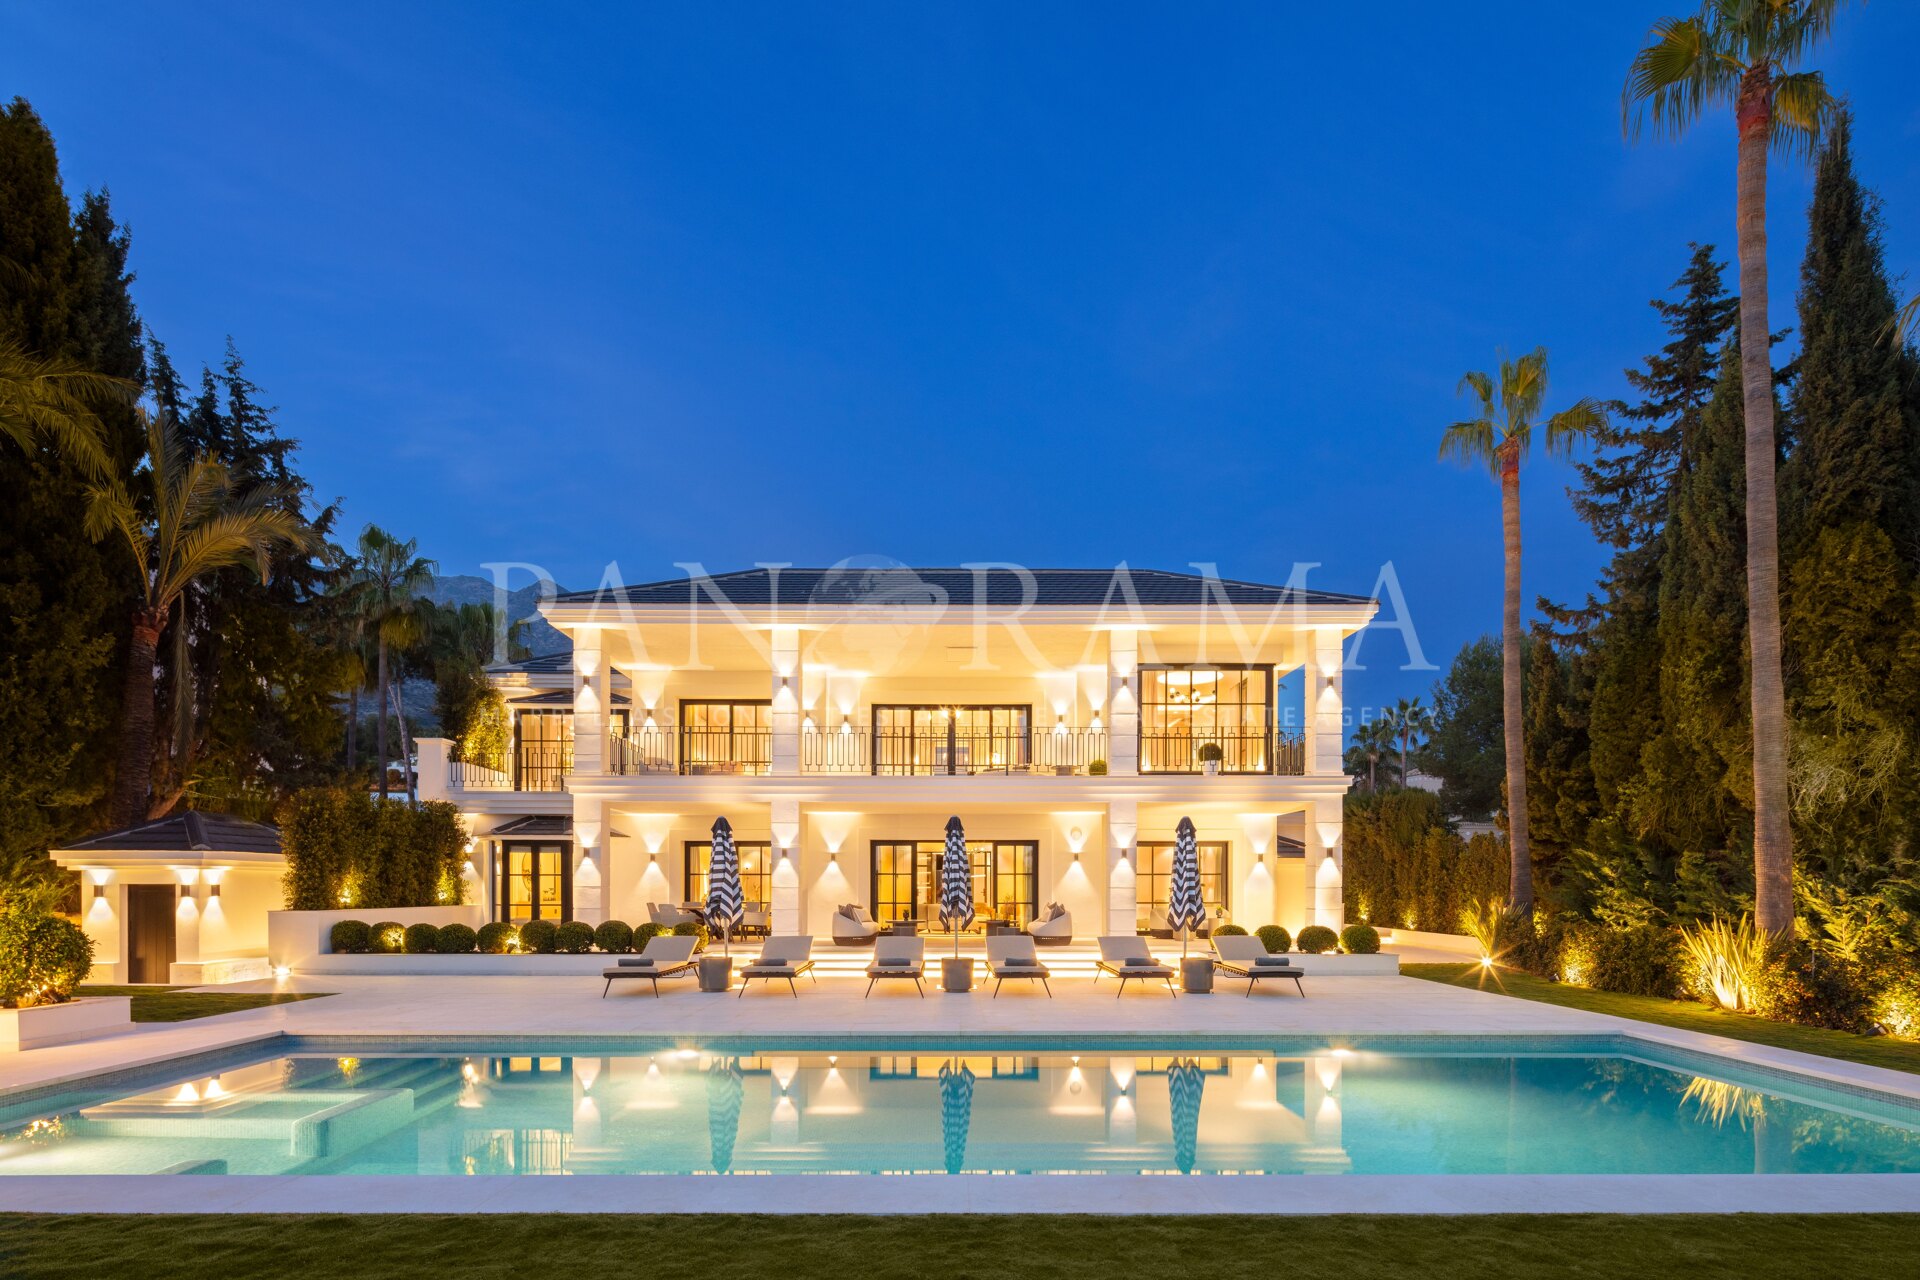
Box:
8;2;1919;716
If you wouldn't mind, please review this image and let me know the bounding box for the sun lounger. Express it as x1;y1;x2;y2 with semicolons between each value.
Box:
737;936;817;998
985;935;1051;997
599;935;699;997
1212;934;1306;997
1094;935;1177;997
864;936;926;997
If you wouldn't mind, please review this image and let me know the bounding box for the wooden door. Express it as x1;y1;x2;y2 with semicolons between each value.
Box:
126;883;177;984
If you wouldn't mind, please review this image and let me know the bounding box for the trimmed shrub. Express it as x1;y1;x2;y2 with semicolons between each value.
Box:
1296;925;1338;954
519;919;559;954
671;921;709;952
1213;923;1249;937
594;920;634;954
369;921;406;954
1340;923;1380;955
633;922;665;950
1197;741;1224;763
1752;943;1873;1033
436;922;478;954
403;923;441;954
1583;923;1681;998
1087;759;1108;776
555;921;595;954
477;921;517;954
0;887;95;1007
329;919;371;954
1255;925;1291;954
280;787;469;911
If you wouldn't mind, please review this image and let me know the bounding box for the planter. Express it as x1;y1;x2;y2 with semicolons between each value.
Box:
1201;760;1220;776
1180;956;1215;994
940;956;975;993
698;954;734;993
1;997;133;1052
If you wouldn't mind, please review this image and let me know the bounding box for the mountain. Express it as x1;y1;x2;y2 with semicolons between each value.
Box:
427;574;571;659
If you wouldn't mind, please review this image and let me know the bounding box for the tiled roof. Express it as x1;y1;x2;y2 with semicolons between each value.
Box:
487;815;629;840
485;650;573;676
57;811;282;855
552;567;1370;610
507;689;630;706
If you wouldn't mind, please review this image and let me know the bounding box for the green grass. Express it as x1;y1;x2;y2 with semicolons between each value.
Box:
1404;962;1920;1075
73;986;329;1023
3;1214;1918;1279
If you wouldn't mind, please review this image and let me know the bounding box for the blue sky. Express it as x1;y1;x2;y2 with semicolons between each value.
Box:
7;2;1918;717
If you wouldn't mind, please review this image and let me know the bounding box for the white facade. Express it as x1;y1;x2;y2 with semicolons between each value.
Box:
422;567;1375;941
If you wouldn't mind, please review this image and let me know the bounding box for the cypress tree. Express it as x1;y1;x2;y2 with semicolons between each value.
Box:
1523;627;1596;891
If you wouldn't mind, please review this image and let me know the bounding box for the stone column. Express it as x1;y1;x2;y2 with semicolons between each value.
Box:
771;798;801;934
1106;799;1138;934
1303;628;1344;776
573;796;606;924
415;737;452;802
1305;798;1344;929
770;625;802;776
1106;629;1139;776
572;632;608;776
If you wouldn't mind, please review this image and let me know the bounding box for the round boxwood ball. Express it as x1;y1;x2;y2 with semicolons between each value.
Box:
436;922;478;954
593;920;634;954
633;922;664;949
1340;923;1381;955
476;921;517;954
555;921;595;954
519;919;559;954
1213;923;1249;937
369;921;406;954
329;919;371;955
403;922;441;954
1296;925;1338;954
670;921;708;952
1255;924;1292;954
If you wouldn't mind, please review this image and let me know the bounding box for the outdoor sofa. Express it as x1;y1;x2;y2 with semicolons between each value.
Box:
1025;902;1072;946
831;904;882;945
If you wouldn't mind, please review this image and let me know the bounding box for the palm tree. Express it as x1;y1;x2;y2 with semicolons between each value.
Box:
84;409;313;826
347;526;437;800
1626;0;1841;937
1346;717;1396;792
0;339;130;476
1386;697;1429;786
1441;348;1605;915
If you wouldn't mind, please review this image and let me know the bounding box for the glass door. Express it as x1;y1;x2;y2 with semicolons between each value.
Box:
871;705;1031;774
868;840;1034;926
500;842;571;921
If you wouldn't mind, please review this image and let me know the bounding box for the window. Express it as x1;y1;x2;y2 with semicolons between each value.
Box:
499;842;571;921
1134;840;1229;929
513;708;629;790
1138;666;1273;773
679;701;771;775
868;840;1039;926
684;840;773;910
871;705;1030;775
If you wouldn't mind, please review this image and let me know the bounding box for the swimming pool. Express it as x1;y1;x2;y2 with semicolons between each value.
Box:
3;1035;1918;1177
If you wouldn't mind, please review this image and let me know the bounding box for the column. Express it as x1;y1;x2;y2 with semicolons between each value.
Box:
573;631;608;776
573;795;606;924
1106;629;1139;776
1106;799;1138;935
415;737;452;802
770;798;801;935
1305;798;1344;929
770;625;802;776
1303;628;1344;776
170;872;204;983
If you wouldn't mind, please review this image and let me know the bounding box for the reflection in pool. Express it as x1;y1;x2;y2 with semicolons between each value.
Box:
3;1047;1919;1176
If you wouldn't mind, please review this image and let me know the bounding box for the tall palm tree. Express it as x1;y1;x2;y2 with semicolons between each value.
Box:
347;526;437;800
1441;348;1605;915
84;409;313;826
1626;0;1841;937
1346;717;1396;792
0;339;129;476
1387;697;1429;786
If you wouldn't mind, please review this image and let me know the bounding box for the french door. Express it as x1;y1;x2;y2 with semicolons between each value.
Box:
869;839;1040;927
871;705;1031;774
498;841;571;922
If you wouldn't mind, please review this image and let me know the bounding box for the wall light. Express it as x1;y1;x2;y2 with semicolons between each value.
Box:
208;882;221;899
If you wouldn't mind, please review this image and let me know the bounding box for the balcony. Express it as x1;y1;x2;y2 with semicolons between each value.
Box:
445;749;571;792
805;727;1110;776
1140;730;1304;775
610;728;771;776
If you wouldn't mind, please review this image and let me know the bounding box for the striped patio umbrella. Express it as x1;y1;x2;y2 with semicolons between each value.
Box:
706;815;745;955
706;1056;744;1174
1166;815;1207;957
938;814;974;957
1168;1057;1206;1174
939;1059;976;1175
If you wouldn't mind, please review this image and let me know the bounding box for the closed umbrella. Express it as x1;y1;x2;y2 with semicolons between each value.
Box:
706;815;745;956
938;814;974;957
706;1056;744;1174
939;1059;976;1174
1168;1057;1206;1174
1166;815;1206;957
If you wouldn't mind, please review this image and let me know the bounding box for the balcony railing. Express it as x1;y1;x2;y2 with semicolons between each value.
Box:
445;758;513;791
610;729;771;776
1139;730;1305;775
445;753;571;792
804;727;1110;776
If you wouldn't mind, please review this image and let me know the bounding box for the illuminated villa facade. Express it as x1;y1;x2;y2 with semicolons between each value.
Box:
419;566;1376;942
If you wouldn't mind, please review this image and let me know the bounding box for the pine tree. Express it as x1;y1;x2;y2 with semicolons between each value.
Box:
1523;627;1596;890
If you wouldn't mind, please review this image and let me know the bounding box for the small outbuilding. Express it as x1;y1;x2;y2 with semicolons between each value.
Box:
51;812;286;985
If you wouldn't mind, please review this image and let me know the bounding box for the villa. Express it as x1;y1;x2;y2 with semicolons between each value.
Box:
420;565;1377;942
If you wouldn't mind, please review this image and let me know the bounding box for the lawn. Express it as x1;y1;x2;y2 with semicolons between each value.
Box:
73;986;329;1023
4;1214;1920;1280
1404;962;1920;1076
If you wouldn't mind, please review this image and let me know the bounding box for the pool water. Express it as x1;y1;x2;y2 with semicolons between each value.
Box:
3;1039;1919;1176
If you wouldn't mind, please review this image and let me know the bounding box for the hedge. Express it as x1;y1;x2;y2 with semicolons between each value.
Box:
369;921;406;954
329;919;371;954
519;919;559;954
555;921;595;954
436;923;479;954
477;922;517;954
1255;925;1291;954
594;920;634;954
1296;925;1338;954
403;923;442;954
1340;923;1381;955
1341;789;1505;933
280;788;468;911
0;885;94;1007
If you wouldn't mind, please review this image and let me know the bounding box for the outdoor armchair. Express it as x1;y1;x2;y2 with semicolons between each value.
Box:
831;903;882;946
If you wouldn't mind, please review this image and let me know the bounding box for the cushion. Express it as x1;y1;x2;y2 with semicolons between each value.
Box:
617;957;657;968
1002;957;1040;969
874;957;915;969
1122;956;1159;968
837;903;855;919
1045;904;1064;922
1252;956;1295;968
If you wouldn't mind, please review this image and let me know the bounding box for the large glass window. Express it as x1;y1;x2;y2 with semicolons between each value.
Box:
871;705;1030;775
499;842;570;921
868;840;1039;926
514;708;628;790
679;701;772;775
1138;666;1273;773
683;840;773;909
1134;840;1230;929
